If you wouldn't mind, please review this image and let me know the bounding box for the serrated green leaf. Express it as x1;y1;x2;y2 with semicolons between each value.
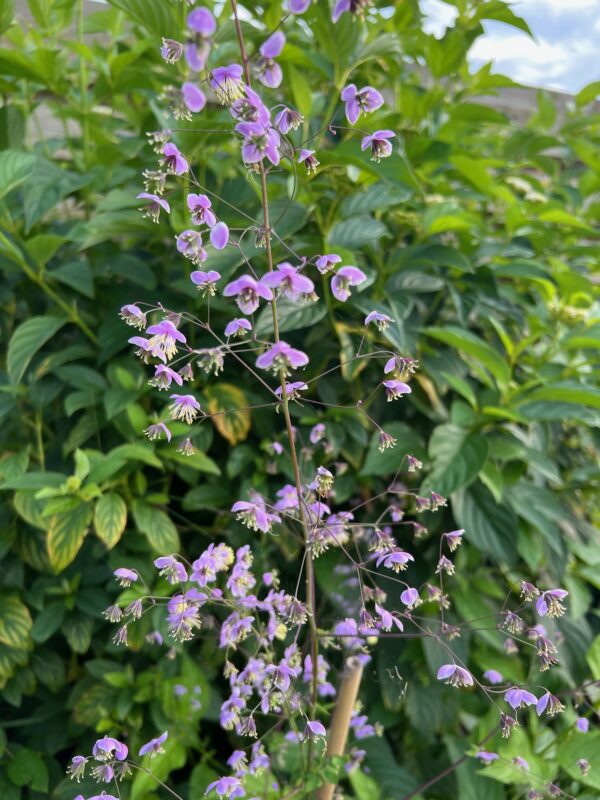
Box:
94;493;127;549
132;500;179;553
0;149;36;199
426;425;488;496
47;502;92;572
0;594;32;649
7;316;66;385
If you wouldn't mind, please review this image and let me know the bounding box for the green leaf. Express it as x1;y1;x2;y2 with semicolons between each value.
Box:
0;150;36;199
537;208;595;233
426;425;488;496
63;614;93;653
94;493;127;549
7;749;48;792
328;215;389;249
47;502;92;572
586;635;600;681
558;731;600;789
576;79;600;108
452;482;517;564
340;183;412;217
50;260;94;298
255;298;327;335
32;650;65;691
424;326;511;389
204;383;251;445
107;0;177;37
7;315;66;385
132;500;179;553
30;602;66;644
513;381;600;411
0;594;32;649
288;63;313;117
0;0;14;36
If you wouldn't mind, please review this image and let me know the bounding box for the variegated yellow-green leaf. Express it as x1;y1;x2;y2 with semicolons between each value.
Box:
0;593;32;649
47;501;92;573
204;383;251;445
94;492;127;549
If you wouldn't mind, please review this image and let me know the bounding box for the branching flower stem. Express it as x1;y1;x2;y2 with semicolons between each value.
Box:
230;0;320;764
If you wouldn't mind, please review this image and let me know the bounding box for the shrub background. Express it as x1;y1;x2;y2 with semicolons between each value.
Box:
0;0;599;797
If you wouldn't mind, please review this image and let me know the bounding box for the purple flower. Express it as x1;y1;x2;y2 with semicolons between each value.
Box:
476;751;499;763
191;269;221;296
298;148;319;173
160;38;183;64
383;379;411;401
191;542;234;586
161;142;188;175
186;40;211;72
504;686;537;709
576;717;589;733
536;692;564;717
225;318;252;338
187;7;216;36
232;499;280;533
332;0;370;22
375;603;403;631
231;85;270;125
513;756;529;770
129;336;166;363
304;719;327;739
114;568;138;587
211;64;245;104
205;775;245;798
331;266;367;301
223;275;273;314
400;587;420;608
147;319;186;360
275;381;308;402
92;736;128;761
362;130;395;161
274;106;303;134
236;121;280;165
289;0;312;12
341;84;384;125
137;192;170;223
177;230;207;265
310;422;325;444
316;253;341;274
365;310;393;330
256;341;309;374
169;393;202;424
384;355;418;377
437;664;473;688
210;221;229;250
261;262;314;300
150;364;183;390
182;82;206;113
257;32;285;88
188;193;217;227
155;556;188;583
139;731;168;757
119;303;147;329
535;588;568;617
444;529;464;551
483;669;503;685
375;549;414;572
68;755;88;781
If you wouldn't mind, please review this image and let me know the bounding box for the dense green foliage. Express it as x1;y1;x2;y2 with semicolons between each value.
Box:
0;0;599;797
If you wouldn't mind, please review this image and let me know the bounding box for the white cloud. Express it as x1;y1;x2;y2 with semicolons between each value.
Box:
420;0;600;92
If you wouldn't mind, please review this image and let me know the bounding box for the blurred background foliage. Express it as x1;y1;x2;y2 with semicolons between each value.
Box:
0;0;599;797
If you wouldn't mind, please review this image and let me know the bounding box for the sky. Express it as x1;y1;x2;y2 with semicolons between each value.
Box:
420;0;600;94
